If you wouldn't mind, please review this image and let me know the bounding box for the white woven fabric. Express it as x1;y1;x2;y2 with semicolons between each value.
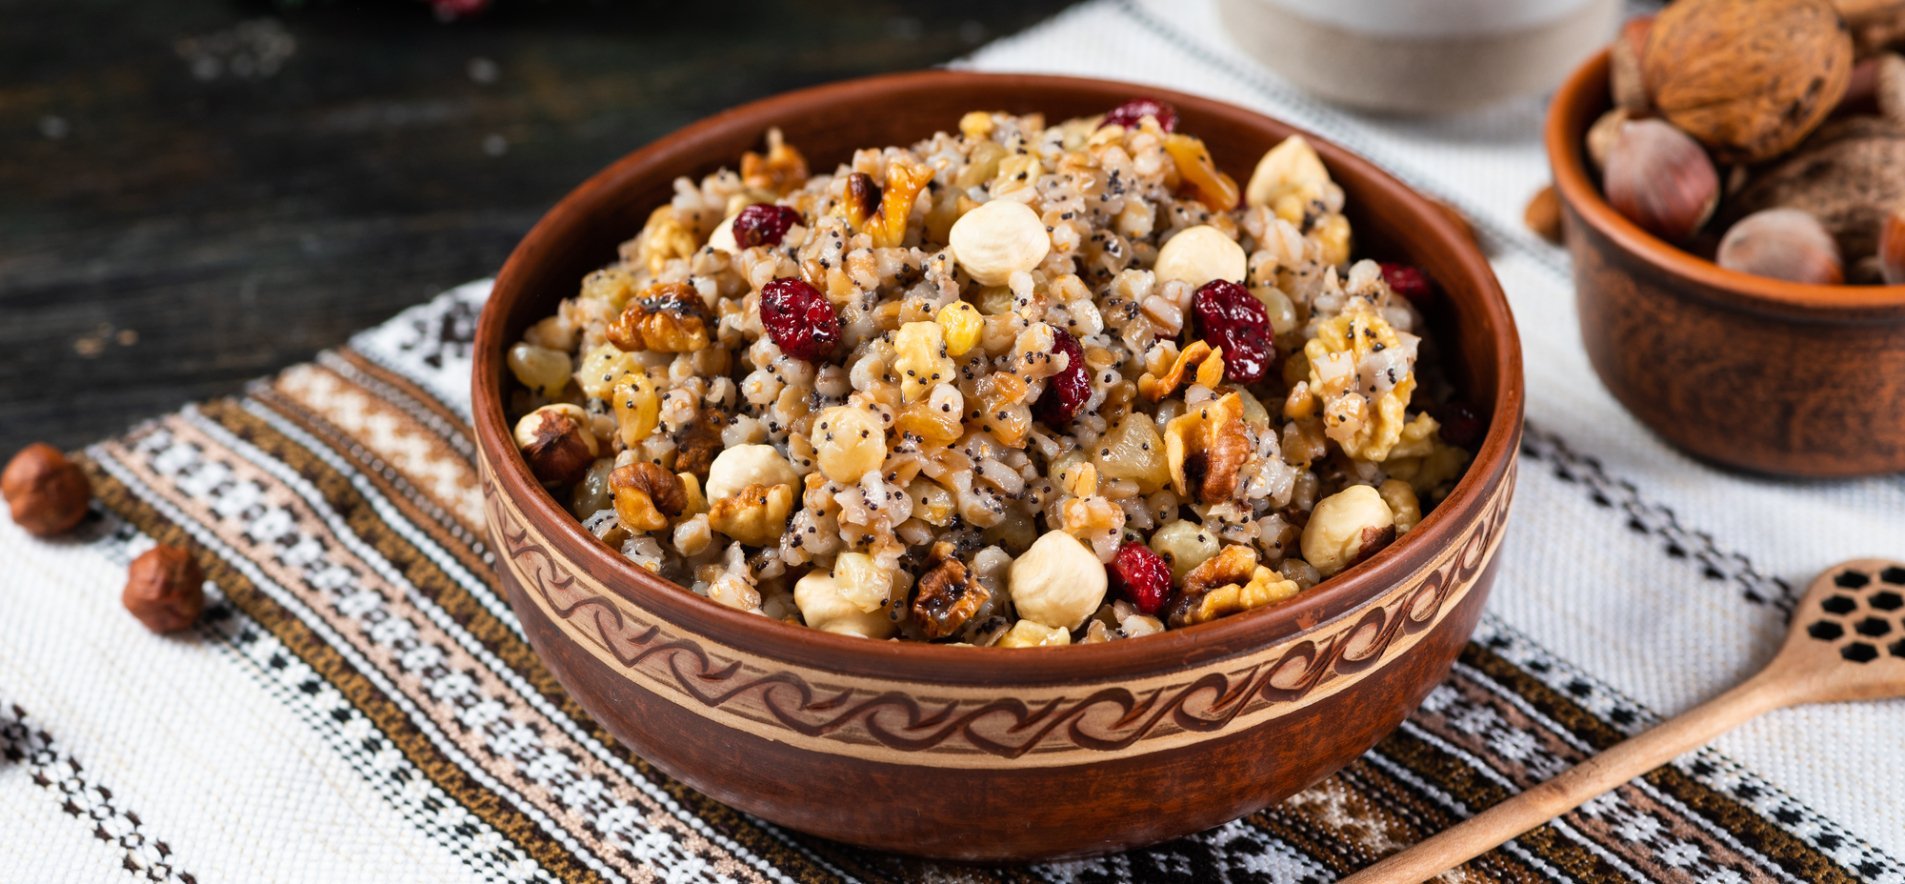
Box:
2;2;1899;881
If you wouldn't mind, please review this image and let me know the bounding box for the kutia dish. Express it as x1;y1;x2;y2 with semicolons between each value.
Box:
501;95;1479;647
472;72;1522;858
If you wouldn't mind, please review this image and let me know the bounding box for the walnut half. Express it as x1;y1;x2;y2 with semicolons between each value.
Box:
912;544;991;640
611;462;687;533
607;282;711;353
1163;391;1250;504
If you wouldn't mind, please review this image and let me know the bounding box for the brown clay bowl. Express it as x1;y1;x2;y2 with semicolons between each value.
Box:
472;71;1523;861
1548;51;1905;478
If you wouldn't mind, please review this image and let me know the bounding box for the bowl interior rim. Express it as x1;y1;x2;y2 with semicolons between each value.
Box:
1546;50;1905;314
475;69;1525;681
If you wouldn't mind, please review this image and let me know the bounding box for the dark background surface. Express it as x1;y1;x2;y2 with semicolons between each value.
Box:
0;0;1076;455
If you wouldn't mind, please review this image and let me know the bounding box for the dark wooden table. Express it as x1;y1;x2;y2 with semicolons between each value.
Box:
0;0;1076;455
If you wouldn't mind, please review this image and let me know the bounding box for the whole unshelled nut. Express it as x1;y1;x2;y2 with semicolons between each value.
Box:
1609;15;1654;113
123;545;205;634
3;443;92;538
1642;0;1854;164
1585;108;1632;173
1881;208;1905;285
1717;209;1845;284
513;403;599;487
1524;185;1564;244
1603;119;1720;244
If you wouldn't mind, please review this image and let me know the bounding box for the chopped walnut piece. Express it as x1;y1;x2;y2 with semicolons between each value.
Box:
1139;340;1221;401
674;406;726;478
1173;567;1300;626
912;544;991;640
610;463;687;533
842;160;934;249
606;282;711;353
1302;303;1417;462
843;172;881;229
1168;544;1300;626
1163;392;1250;504
708;482;795;546
741;127;809;196
1163;133;1241;211
635;206;700;275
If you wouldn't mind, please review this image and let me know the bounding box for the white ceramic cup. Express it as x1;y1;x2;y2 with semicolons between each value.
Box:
1218;0;1622;113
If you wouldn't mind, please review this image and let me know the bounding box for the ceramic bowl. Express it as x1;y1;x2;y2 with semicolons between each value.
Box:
1547;51;1905;478
472;71;1523;860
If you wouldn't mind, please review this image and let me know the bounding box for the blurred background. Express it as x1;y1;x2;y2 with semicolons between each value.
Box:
0;0;1076;454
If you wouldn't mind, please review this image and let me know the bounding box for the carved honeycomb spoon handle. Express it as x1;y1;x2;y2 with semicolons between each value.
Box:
1344;558;1905;884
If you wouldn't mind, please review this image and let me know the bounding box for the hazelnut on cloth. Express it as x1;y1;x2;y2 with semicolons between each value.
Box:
3;443;92;538
123;545;205;634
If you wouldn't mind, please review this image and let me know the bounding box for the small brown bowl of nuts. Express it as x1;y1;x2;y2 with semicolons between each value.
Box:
473;71;1522;859
1547;0;1905;477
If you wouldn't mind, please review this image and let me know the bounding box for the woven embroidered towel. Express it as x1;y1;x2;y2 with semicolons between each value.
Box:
5;0;1902;881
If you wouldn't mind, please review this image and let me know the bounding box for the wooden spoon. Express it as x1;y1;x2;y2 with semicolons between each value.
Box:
1346;558;1905;883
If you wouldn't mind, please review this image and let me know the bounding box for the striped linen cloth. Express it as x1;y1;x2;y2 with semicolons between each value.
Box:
4;1;1901;880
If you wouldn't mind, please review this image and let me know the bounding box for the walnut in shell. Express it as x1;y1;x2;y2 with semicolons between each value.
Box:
1642;0;1855;163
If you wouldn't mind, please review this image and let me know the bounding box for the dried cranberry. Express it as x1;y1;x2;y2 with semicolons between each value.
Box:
1033;328;1091;427
1191;280;1273;384
732;203;802;248
759;277;842;362
1380;262;1436;307
1431;400;1485;448
1108;541;1172;616
1103;97;1178;133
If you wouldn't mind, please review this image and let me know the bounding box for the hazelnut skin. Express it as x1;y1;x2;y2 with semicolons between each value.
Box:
513;404;599;487
1717;209;1844;285
123;545;205;634
3;443;92;538
1584;108;1632;173
1603;119;1720;244
1524;185;1563;244
1882;209;1905;286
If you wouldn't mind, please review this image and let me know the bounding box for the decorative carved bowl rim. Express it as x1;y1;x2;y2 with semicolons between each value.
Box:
1547;50;1905;317
472;70;1525;685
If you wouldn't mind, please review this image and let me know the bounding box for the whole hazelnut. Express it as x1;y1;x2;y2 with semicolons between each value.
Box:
3;443;92;538
1584;107;1633;173
512;403;599;487
1300;485;1396;578
1878;54;1905;126
1642;0;1854;164
1603;119;1721;243
1881;208;1905;285
123;545;205;634
1717;209;1845;284
1524;185;1564;244
1609;15;1655;113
